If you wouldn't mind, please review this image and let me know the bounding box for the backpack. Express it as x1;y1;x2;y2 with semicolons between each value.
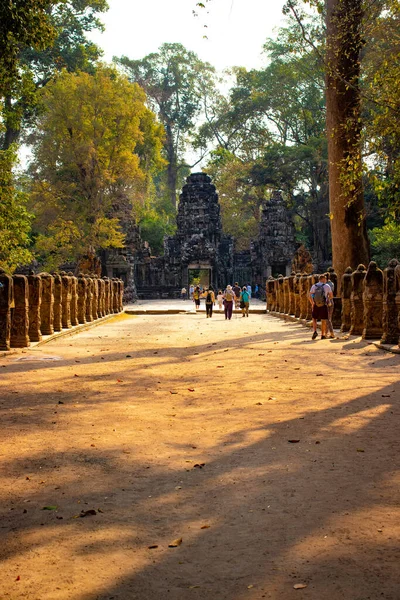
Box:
206;291;212;303
313;283;326;307
225;290;233;301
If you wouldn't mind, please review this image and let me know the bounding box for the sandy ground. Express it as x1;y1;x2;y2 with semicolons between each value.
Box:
1;309;400;600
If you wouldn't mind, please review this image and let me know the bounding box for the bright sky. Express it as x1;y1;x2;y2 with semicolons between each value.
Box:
90;0;287;71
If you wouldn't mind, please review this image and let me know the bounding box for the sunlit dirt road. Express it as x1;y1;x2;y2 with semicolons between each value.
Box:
1;311;400;600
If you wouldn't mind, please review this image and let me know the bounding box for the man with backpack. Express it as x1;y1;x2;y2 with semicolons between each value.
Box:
309;274;333;340
205;286;215;318
233;282;241;309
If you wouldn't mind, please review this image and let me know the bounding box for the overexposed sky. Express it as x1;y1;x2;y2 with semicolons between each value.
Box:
90;0;287;71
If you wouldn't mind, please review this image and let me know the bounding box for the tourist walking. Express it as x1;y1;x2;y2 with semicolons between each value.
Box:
240;285;250;317
181;287;187;300
217;289;224;311
205;286;215;318
193;286;201;311
189;284;194;300
309;274;333;340
233;282;241;309
223;285;235;320
247;283;252;298
254;284;259;299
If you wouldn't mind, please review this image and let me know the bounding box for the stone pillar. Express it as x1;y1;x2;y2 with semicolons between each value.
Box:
288;272;296;315
119;279;124;312
10;275;30;348
294;273;301;318
327;268;342;328
283;276;290;314
362;261;383;340
305;275;313;321
28;272;42;342
299;273;308;320
277;276;284;313
92;276;99;320
350;264;367;336
266;278;273;311
112;279;119;313
53;273;63;332
381;259;399;345
77;274;87;324
98;278;105;317
40;273;54;336
69;273;79;327
85;275;93;323
0;269;13;351
61;272;72;329
103;277;110;315
341;267;353;333
272;279;278;312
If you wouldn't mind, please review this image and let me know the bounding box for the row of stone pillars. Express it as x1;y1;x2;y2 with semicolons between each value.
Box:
0;271;124;351
266;260;400;345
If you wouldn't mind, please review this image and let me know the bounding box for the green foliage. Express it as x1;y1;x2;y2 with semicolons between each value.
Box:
29;65;165;268
0;146;33;273
369;221;400;267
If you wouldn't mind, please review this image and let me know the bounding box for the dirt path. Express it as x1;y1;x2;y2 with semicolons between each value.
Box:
1;311;400;600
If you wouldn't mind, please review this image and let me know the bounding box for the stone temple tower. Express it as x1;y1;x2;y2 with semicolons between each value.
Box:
164;172;234;289
251;191;297;280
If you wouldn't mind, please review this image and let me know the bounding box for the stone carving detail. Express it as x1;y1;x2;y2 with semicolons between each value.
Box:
0;269;13;351
28;272;42;342
350;264;367;336
53;273;63;332
288;272;296;315
98;278;105;317
112;279;119;313
10;275;30;348
103;277;110;315
305;275;313;321
294;273;301;318
92;277;99;320
61;272;72;329
40;273;54;335
69;273;79;326
85;276;93;322
362;261;383;340
77;274;87;324
341;267;353;332
381;259;399;345
299;273;308;320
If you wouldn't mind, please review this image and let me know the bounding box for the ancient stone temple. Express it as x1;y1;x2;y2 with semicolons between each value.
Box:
251;191;297;281
135;173;234;297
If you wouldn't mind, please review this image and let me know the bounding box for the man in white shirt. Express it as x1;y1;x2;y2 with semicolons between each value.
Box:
309;274;333;340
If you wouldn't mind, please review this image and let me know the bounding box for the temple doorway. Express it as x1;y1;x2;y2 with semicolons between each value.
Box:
188;268;211;289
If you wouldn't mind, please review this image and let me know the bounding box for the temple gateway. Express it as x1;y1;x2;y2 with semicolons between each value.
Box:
103;172;297;299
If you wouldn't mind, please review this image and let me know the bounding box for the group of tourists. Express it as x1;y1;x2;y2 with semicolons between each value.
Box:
189;282;252;320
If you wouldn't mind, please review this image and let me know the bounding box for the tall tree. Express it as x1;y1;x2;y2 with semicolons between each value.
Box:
116;43;215;209
324;0;370;276
29;66;164;271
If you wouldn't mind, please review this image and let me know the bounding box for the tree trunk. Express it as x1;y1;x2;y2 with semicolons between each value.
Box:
165;124;177;210
1;95;21;151
325;0;370;284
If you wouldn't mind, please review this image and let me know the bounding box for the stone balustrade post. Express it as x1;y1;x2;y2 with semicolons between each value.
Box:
327;268;342;328
294;273;301;318
266;278;273;311
60;272;72;329
340;267;353;332
103;277;110;315
0;269;13;351
85;275;93;322
272;278;278;312
10;275;30;348
28;271;42;342
53;273;63;332
299;273;308;320
119;279;124;312
92;275;99;320
381;259;399;345
40;273;54;336
350;264;367;336
77;274;87;324
112;279;119;313
283;276;290;314
277;275;284;313
362;261;383;340
98;278;105;317
68;273;79;327
305;275;313;321
288;272;296;315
